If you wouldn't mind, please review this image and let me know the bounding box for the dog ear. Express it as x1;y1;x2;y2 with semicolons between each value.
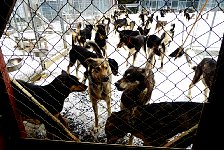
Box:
61;70;68;75
85;58;96;67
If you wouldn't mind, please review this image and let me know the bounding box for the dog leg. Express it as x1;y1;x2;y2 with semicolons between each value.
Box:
202;78;209;102
102;45;108;58
187;67;202;99
187;83;194;100
147;48;156;69
67;66;70;74
159;44;166;69
76;60;81;80
106;98;111;117
204;86;209;102
159;53;164;69
81;71;88;84
91;99;99;133
128;134;134;145
132;51;138;66
126;52;132;67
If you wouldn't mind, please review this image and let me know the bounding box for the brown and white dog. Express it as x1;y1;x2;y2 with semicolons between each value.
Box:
85;57;112;132
187;58;216;101
114;65;155;144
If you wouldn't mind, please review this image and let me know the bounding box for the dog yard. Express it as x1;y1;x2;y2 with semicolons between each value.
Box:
0;0;223;149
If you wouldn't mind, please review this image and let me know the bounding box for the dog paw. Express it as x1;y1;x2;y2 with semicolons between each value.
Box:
92;127;99;134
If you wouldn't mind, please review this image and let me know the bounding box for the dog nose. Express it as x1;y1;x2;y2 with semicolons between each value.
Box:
102;76;109;82
114;82;119;87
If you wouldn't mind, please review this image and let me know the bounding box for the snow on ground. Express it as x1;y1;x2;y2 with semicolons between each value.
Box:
1;10;223;145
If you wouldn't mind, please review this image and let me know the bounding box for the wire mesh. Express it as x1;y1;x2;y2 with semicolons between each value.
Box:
1;0;223;148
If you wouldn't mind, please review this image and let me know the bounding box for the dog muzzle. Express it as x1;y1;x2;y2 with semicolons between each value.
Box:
102;76;109;82
114;82;124;91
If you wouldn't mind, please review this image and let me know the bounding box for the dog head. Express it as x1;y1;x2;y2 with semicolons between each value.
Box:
96;24;106;32
85;58;111;83
115;65;146;91
55;70;87;92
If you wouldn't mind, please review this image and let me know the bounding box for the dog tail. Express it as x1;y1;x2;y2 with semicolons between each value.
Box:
76;22;81;34
143;36;147;54
169;47;184;58
84;41;103;57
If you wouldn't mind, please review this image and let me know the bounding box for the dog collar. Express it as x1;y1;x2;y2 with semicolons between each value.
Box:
127;37;131;45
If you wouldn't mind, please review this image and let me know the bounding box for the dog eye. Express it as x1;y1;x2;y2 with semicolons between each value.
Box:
124;73;130;77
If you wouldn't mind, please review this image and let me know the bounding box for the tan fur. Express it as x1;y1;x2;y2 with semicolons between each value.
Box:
85;58;112;132
155;20;167;33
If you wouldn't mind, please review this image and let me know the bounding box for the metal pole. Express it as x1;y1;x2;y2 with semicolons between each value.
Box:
57;0;67;49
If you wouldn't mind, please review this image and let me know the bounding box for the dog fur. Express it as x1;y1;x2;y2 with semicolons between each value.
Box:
118;30;140;39
128;21;135;30
101;16;111;36
155;16;167;33
146;34;166;69
115;65;155;109
12;70;87;139
168;46;185;58
114;65;155;145
137;26;150;36
184;9;191;21
144;13;154;30
74;23;93;46
160;23;175;47
94;24;108;57
139;11;147;26
67;34;118;83
187;58;216;101
67;34;103;82
117;34;147;67
105;102;204;147
85;57;112;132
112;16;128;34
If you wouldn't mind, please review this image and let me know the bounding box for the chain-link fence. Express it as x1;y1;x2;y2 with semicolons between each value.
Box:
1;0;223;148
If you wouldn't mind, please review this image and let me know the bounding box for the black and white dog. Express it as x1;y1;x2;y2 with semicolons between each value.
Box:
73;23;93;46
117;30;147;66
